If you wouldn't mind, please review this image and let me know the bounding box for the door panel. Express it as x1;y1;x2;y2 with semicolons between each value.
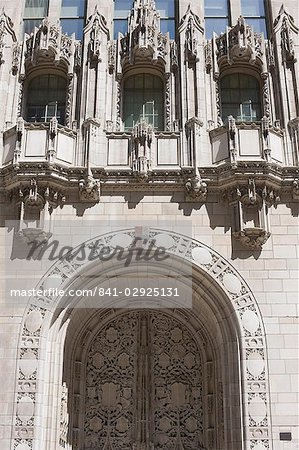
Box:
84;311;204;449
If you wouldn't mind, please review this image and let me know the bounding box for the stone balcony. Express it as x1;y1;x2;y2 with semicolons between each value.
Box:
209;118;285;165
2;119;77;166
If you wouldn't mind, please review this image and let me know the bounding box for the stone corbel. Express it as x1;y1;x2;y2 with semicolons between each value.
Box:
185;173;207;201
79;173;100;202
292;179;299;200
16;179;53;244
231;180;272;250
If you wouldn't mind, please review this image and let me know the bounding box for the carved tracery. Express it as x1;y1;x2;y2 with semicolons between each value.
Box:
83;311;205;449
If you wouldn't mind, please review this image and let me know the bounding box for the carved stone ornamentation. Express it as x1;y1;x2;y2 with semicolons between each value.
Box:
85;7;110;63
79;173;100;202
22;18;81;75
84;311;204;449
274;5;299;64
131;121;153;179
0;11;16;65
225;179;273;250
214;16;265;68
117;0;173;71
185;175;207;201
15;179;65;244
60;383;69;447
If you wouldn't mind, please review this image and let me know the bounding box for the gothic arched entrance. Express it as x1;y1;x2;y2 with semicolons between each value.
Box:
13;228;272;450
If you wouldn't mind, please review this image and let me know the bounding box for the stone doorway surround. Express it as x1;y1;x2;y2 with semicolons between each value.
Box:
13;228;271;450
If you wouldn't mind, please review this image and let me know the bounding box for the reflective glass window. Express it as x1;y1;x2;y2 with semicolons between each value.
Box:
220;73;261;122
204;0;229;38
23;0;49;35
60;0;86;39
26;74;67;124
123;74;164;130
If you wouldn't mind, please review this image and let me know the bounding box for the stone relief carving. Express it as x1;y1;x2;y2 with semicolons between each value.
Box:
21;18;81;75
0;11;16;65
185;174;207;201
84;311;204;449
274;5;299;64
131;121;153;179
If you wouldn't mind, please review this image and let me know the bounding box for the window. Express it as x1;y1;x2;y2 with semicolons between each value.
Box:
23;0;49;35
204;0;229;39
204;0;268;38
220;73;261;122
123;74;164;130
113;0;175;39
156;0;175;38
26;74;67;124
114;0;132;39
60;0;86;40
241;0;267;36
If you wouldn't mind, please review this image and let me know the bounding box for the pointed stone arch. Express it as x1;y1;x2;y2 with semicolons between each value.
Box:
14;228;272;450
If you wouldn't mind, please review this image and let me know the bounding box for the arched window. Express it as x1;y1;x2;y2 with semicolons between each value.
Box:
26;74;67;124
123;74;164;130
220;73;261;122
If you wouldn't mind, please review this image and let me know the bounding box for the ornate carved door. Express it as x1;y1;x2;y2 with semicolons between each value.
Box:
84;311;204;449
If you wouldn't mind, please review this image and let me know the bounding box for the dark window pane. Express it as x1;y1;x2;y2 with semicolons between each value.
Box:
61;0;85;17
114;0;133;18
23;19;42;34
123;74;164;130
24;0;48;18
241;0;265;16
245;18;267;35
156;0;174;17
61;18;84;39
27;75;67;125
114;18;128;38
160;19;175;38
205;17;228;38
220;74;261;122
204;0;228;17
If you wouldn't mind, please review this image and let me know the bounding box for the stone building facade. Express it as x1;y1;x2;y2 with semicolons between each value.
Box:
0;0;298;449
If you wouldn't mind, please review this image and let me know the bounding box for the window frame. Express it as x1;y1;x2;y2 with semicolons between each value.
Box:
25;72;68;125
122;72;165;131
219;71;263;123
